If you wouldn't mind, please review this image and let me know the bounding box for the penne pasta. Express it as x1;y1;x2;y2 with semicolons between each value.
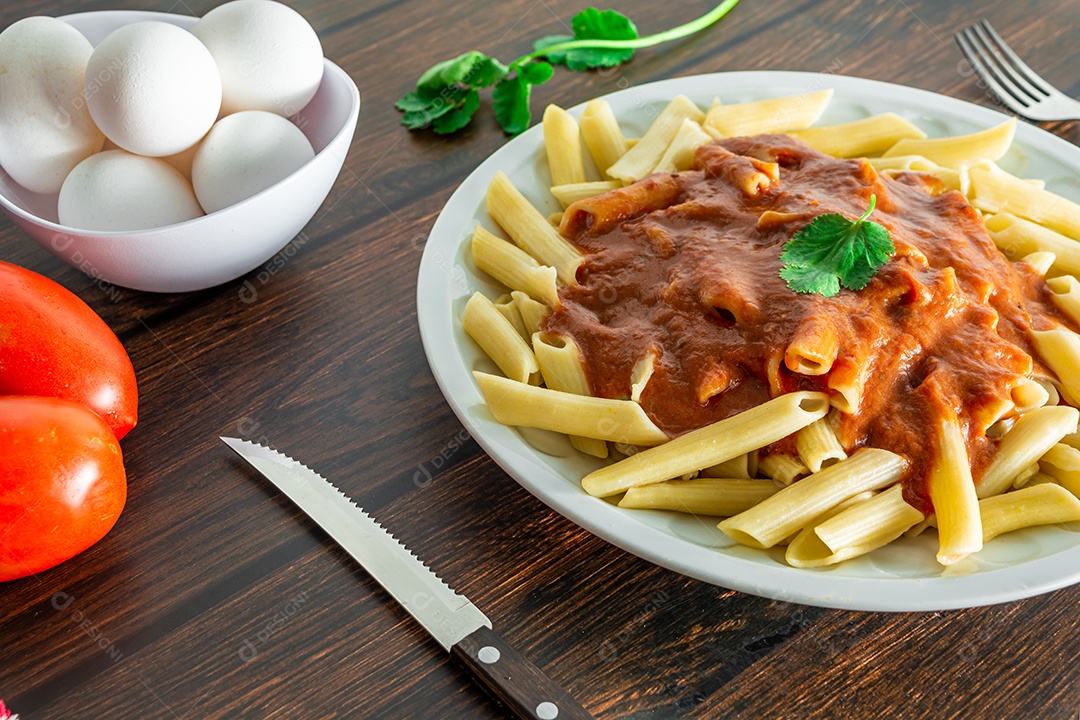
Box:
983;213;1080;276
1046;275;1080;325
969;165;1080;240
928;414;982;565
789;113;926;158
701;453;753;479
719;448;907;549
579;99;629;179
474;371;669;446
471;226;560;307
704;89;834;138
652;118;714;174
976;405;1080;498
797;417;847;473
882;117;1016;168
1031;327;1080;407
463;293;541;385
581;392;830;498
811;485;924;557
486;171;582;284
607;95;704;183
493;294;528;341
511;290;549;337
619;478;779;517
532;332;609;459
757;453;809;486
980;483;1080;543
550;180;622;208
543;104;586;187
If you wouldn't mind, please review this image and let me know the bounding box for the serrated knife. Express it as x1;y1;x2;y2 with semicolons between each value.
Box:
221;438;594;720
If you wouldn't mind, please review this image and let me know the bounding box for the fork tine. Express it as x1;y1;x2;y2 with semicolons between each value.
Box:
955;28;1029;112
972;21;1048;102
960;26;1033;107
976;20;1056;96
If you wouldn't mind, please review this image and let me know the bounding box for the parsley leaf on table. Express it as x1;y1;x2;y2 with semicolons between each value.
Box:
396;1;741;136
779;195;895;297
534;9;639;71
493;61;554;136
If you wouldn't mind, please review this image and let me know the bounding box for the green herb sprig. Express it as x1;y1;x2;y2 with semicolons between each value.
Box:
779;195;895;297
396;0;741;136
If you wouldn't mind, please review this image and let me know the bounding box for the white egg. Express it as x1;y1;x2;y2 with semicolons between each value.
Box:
193;0;323;117
0;17;105;194
192;111;314;213
59;150;204;231
85;22;221;157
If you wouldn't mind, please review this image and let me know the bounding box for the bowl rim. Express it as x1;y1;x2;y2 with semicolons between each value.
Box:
0;9;361;238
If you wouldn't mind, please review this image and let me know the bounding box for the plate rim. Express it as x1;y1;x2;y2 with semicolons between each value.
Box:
417;70;1080;611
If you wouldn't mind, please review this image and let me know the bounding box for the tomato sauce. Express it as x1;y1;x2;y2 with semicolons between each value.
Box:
544;135;1073;513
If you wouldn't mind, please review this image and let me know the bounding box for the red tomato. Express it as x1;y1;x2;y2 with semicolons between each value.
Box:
0;396;127;582
0;260;137;439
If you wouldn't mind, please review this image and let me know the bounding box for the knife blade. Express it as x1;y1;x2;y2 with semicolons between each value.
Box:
221;437;594;720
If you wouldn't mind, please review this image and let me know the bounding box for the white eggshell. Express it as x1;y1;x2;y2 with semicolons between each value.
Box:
193;0;323;116
59;150;204;231
192;110;314;213
0;17;105;194
85;22;221;157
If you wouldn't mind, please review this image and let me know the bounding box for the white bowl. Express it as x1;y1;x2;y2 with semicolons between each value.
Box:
0;10;360;292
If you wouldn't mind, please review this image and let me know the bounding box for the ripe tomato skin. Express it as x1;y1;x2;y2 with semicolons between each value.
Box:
0;260;137;439
0;396;127;582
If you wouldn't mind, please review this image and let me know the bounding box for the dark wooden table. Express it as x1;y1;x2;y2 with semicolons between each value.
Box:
3;0;1080;717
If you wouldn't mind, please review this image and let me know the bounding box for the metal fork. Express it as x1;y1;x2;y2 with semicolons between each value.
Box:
955;19;1080;121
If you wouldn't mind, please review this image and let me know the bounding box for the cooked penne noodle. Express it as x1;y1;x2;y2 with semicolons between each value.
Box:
474;371;669;446
543;105;586;187
653;118;713;174
928;415;982;565
1031;327;1080;407
980;483;1080;543
1010;377;1050;414
581;391;830;498
493;294;528;340
548;211;563;226
561;174;684;237
1011;463;1041;489
797;417;847;473
550;180;622;208
976;405;1080;498
785;317;839;375
969;165;1080;239
532;332;608;459
629;349;657;404
511;290;549;337
868;154;939;172
486;171;582;284
607;95;704;183
701;453;753;479
983;213;1080;275
789;113;926;158
1046;275;1080;325
471;226;560;307
1021;251;1056;276
812;485;924;556
882;117;1016;167
463;293;540;385
579;99;629;179
618;478;779;516
757;453;809;486
719;448;907;549
704;89;834;137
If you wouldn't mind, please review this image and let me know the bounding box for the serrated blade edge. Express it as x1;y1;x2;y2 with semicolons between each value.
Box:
221;437;490;650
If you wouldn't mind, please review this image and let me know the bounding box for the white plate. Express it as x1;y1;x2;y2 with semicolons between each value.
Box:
417;71;1080;611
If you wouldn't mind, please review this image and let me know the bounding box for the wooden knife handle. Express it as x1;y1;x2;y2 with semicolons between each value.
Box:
450;624;595;720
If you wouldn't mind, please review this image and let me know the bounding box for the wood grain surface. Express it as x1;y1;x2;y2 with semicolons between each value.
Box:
2;0;1080;718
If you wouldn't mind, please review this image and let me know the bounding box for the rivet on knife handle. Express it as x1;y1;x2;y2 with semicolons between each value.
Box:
451;624;594;720
220;438;596;720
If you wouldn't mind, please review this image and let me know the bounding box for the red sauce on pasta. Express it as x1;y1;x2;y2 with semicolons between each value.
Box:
544;135;1073;513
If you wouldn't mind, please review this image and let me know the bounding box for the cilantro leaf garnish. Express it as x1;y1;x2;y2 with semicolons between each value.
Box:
397;0;740;136
492;61;554;136
779;195;895;297
534;9;638;71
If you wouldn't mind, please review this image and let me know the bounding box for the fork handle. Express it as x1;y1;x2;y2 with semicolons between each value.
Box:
451;624;595;719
